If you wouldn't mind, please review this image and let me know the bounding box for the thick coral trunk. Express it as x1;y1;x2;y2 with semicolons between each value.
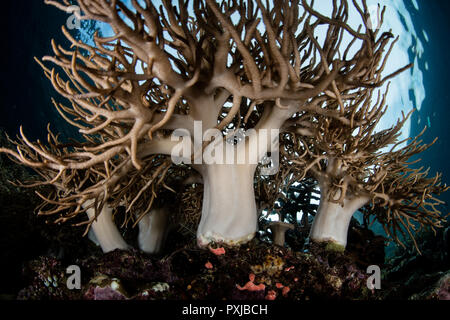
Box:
137;207;170;254
309;190;369;247
197;164;258;246
84;202;130;253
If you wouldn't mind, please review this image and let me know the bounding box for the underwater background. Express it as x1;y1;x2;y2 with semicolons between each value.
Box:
0;0;448;299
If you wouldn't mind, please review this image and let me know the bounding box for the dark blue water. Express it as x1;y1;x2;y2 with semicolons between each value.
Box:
409;0;450;206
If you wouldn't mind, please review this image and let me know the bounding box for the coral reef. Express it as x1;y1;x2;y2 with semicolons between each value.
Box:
17;240;378;301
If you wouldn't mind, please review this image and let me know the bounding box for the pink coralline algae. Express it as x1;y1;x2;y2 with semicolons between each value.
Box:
275;282;290;297
265;290;277;300
84;285;128;300
237;274;266;292
205;262;213;269
284;266;295;272
209;247;226;256
282;286;291;297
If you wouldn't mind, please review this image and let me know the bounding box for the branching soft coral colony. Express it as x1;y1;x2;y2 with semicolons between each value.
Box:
0;0;448;254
